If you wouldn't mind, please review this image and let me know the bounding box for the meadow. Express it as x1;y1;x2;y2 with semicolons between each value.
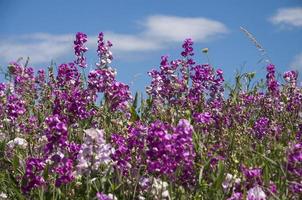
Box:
0;32;301;200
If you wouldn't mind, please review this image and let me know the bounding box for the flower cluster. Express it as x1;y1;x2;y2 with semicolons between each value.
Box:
76;128;114;175
96;192;117;200
88;68;116;93
97;32;113;67
5;94;26;122
253;117;270;139
22;158;46;193
286;142;302;195
112;119;195;186
111;122;147;175
74;32;88;68
6;137;28;150
0;32;302;199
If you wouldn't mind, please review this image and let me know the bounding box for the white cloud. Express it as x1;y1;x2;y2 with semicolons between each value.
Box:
144;15;229;42
290;52;302;70
0;33;74;64
104;32;162;51
269;7;302;27
0;15;228;64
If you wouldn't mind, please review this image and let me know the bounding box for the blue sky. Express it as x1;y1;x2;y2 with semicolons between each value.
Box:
0;0;302;93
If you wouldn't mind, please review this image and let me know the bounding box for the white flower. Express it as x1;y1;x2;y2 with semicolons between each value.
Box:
222;173;234;191
76;128;114;175
0;192;7;199
151;178;170;200
0;132;6;142
107;194;118;200
7;137;28;149
247;185;266;200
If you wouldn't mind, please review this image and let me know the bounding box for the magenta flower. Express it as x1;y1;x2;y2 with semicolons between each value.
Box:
74;32;88;68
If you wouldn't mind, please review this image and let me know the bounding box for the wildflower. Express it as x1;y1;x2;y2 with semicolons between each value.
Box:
96;192;117;200
283;70;297;86
76;128;114;175
253;117;270;139
222;173;234;191
0;132;6;142
21;157;46;193
0;83;6;97
266;64;279;95
146;119;195;185
181;38;194;57
193;112;213;125
268;181;277;194
227;192;243;200
5;94;26;121
105;81;132;112
247;185;266;200
97;32;113;68
88;68;116;93
74;32;88;68
150;178;170;200
0;192;7;199
7;137;28;150
286;142;302;196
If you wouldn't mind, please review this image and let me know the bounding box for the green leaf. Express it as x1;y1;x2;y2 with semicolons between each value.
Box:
12;155;19;172
132;92;138;109
213;161;225;190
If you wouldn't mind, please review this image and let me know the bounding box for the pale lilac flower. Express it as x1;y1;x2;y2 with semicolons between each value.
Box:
0;132;6;141
227;192;243;200
247;185;266;200
96;192;117;200
222;173;234;191
76;128;114;175
7;137;28;150
150;178;170;200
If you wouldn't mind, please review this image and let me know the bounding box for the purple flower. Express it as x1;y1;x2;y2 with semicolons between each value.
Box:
111;119;195;186
97;32;113;68
88;68;116;93
266;64;279;95
227;192;243;200
253;117;270;139
289;182;302;194
74;32;88;68
54;158;74;187
5;94;26;121
146;119;195;185
22;157;46;193
268;181;277;194
284;70;297;87
105;81;132;112
111;122;147;176
193;112;213;125
57;63;81;88
96;192;116;200
287;143;302;176
181;38;194;57
241;165;262;187
242;167;262;180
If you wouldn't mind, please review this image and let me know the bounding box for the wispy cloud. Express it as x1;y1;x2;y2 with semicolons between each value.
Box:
0;33;74;64
143;15;229;42
104;32;162;52
269;7;302;28
290;52;302;70
0;15;228;64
